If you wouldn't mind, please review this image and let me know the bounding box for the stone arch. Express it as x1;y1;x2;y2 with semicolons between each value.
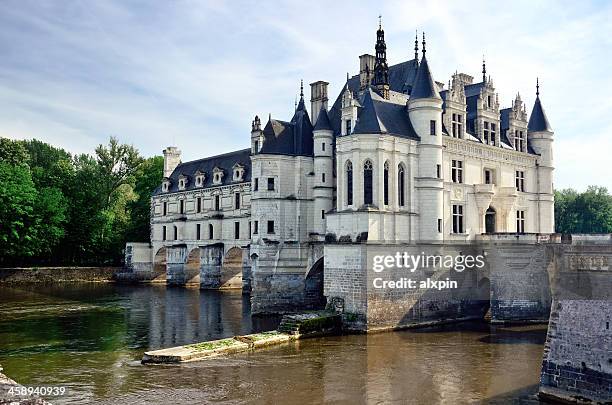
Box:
304;257;326;310
485;206;496;234
345;160;353;206
363;159;373;205
184;247;201;286
221;247;243;289
152;246;167;283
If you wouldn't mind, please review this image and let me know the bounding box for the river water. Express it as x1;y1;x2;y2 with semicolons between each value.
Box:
0;284;547;404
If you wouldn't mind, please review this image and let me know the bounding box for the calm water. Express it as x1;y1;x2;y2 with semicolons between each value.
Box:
0;284;547;404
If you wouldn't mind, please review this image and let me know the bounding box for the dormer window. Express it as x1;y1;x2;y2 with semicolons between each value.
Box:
194;170;205;187
178;174;188;191
232;163;245;182
162;178;171;192
212;167;224;185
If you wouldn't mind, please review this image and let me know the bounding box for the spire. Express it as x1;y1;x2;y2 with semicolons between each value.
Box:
313;106;332;131
528;78;552;132
414;30;419;62
422;32;426;57
410;52;440;100
373;17;389;98
296;80;306;111
482;56;486;82
300;79;304;98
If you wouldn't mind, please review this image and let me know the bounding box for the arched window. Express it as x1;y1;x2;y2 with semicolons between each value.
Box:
346;161;353;206
363;160;373;205
398;164;405;207
173;225;178;240
383;161;389;206
208;224;214;239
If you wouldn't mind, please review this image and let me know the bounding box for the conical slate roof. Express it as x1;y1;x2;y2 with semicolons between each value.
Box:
528;96;552;132
313;106;332;131
410;56;440;100
353;88;387;134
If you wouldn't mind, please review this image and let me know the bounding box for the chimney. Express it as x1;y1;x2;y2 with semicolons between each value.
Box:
310;81;329;125
359;54;375;90
163;146;181;178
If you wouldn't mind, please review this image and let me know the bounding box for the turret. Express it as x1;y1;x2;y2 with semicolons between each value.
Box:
408;34;444;241
312;106;334;236
163;146;181;178
251;115;263;154
528;79;554;233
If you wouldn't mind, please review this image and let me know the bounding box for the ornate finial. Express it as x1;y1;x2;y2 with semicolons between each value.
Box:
346;72;349;82
294;95;297;111
268;112;271;121
300;79;304;98
414;30;419;61
536;77;540;97
378;15;382;29
482;55;486;82
422;32;426;56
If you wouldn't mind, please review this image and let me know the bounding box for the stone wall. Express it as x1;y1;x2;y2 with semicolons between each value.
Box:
0;267;120;283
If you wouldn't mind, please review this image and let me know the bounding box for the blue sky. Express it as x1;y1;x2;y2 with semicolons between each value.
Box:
0;0;611;190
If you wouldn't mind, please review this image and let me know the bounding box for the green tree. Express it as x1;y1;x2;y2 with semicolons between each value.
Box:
555;186;612;234
0;137;30;165
126;156;163;242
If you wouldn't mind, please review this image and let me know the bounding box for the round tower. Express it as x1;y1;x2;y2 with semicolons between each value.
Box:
312;103;334;237
408;37;444;242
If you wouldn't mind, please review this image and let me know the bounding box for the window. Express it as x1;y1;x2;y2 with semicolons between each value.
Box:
487;95;492;108
438;218;442;233
483;121;496;146
437;164;441;179
451;160;463;183
233;165;244;182
163;201;167;216
267;220;275;234
234;222;240;239
235;192;241;209
267;177;275;191
345;119;352;135
196;223;201;240
430;120;436;136
346;161;353;206
383;161;389;206
363;160;373;205
179;178;185;190
322;173;326;183
398;165;405;207
254;178;258;191
451;113;463;138
173;225;178;240
484;169;493;185
322;142;325;151
514;130;525;152
254;140;259;153
214;195;220;211
515;170;525;192
162;226;167;241
321;209;325;219
208;224;214;239
179;199;184;214
452;205;464;234
196;197;202;213
253;220;258;234
516;210;525;233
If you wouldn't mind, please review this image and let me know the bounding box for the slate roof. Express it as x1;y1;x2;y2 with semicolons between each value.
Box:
259;97;314;156
352;88;419;139
313;106;332;131
528;96;552;132
409;56;440;100
153;148;251;195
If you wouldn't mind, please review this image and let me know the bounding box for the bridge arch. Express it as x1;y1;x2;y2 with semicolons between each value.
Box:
221;246;243;289
184;247;201;286
304;257;326;310
152;246;167;283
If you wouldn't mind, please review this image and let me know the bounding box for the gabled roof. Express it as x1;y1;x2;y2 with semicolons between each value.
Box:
259;97;314;156
153;148;251;195
313;106;332;131
409;56;440;100
528;96;552;132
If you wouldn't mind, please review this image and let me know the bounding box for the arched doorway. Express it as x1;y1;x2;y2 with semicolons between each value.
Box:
304;258;326;310
221;247;243;289
485;207;496;234
152;247;167;283
184;248;201;286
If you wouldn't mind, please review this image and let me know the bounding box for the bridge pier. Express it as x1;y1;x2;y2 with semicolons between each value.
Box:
166;244;188;286
200;244;224;289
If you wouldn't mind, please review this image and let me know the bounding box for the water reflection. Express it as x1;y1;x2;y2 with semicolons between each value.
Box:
0;284;546;404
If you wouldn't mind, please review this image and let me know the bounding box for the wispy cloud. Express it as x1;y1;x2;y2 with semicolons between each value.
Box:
0;0;610;190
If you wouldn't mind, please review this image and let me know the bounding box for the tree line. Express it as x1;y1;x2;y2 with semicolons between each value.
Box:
0;137;162;266
1;136;611;266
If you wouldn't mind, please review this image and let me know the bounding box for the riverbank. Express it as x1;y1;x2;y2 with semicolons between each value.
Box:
0;365;49;405
0;267;121;283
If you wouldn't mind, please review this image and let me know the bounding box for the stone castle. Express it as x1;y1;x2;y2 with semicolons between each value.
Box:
125;23;555;314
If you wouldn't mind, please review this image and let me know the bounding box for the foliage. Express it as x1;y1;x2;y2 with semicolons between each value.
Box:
555;186;612;234
0;136;159;266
